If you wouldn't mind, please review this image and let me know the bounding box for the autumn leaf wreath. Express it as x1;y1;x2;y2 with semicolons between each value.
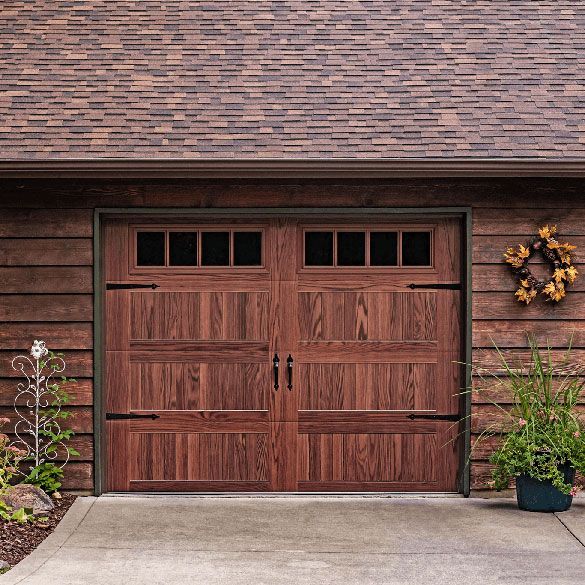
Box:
504;225;578;304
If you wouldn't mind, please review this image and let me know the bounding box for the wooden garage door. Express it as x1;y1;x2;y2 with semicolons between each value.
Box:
103;216;462;492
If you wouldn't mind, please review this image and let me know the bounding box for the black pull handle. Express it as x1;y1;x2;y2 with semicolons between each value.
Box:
273;353;280;390
286;354;293;390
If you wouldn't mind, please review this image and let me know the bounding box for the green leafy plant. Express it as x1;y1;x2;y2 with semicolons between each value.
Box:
0;500;47;524
25;462;64;494
473;337;585;495
0;418;26;491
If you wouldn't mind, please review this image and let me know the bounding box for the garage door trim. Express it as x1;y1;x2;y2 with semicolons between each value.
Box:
93;207;472;496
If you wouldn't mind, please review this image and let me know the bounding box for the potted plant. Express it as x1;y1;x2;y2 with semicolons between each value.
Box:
473;337;584;512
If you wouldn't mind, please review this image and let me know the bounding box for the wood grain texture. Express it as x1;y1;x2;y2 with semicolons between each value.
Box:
0;267;93;293
131;433;269;481
297;341;438;363
0;323;93;349
0;351;93;377
129;342;269;363
0;295;93;321
0;406;93;433
130;480;270;492
128;411;269;433
473;320;585;348
0;378;93;405
0;209;93;237
297;433;438;483
0;238;92;266
2;178;584;210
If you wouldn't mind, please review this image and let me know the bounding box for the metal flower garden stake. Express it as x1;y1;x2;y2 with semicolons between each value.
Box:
11;340;72;472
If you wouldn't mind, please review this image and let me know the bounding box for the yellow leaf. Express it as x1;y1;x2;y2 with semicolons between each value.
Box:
539;225;557;239
520;279;530;288
542;281;556;296
515;288;536;304
566;266;579;284
517;245;530;259
553;268;566;283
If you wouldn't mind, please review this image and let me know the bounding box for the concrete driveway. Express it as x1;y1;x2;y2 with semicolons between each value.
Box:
2;496;584;585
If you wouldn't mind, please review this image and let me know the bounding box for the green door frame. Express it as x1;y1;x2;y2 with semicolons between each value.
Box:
93;206;473;496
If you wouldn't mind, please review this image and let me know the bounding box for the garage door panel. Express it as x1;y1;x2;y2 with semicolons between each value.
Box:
130;362;200;410
402;291;437;340
130;291;269;341
299;291;404;341
297;432;438;483
128;362;271;411
298;363;438;411
297;341;437;363
131;432;269;481
201;363;270;410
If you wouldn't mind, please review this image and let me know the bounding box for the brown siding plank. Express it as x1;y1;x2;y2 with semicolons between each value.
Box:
0;295;93;321
473;292;585;319
0;267;93;293
0;323;93;349
0;378;93;405
61;462;93;491
0;350;93;377
473;320;585;348
0;405;93;433
0;209;93;237
473;208;585;236
0;238;93;266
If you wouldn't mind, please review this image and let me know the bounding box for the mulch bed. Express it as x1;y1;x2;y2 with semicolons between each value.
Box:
0;493;77;569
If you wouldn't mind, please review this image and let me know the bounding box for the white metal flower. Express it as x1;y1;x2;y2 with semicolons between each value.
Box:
30;340;48;360
11;340;68;470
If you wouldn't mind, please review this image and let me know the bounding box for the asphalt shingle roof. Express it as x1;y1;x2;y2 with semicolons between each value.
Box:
1;1;584;159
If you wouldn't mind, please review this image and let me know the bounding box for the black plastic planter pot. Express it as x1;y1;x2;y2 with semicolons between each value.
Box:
516;465;576;512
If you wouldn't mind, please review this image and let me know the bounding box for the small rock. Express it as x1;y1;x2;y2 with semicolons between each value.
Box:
0;560;9;570
0;484;54;515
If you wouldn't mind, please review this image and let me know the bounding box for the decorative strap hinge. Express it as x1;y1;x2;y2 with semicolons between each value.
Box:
407;283;461;290
106;412;160;420
407;413;460;421
106;283;160;290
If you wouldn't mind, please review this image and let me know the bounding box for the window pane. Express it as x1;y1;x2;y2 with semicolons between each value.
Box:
370;231;398;266
137;232;165;266
234;231;262;266
337;232;366;266
402;231;431;266
201;232;230;266
305;232;333;266
169;232;197;266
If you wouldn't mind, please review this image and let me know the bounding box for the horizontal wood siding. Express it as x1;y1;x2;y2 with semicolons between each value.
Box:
1;177;584;493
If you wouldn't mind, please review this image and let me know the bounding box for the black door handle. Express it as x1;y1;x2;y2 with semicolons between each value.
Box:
286;355;293;390
273;353;280;390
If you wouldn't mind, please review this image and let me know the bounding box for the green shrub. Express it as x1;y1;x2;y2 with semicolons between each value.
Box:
474;337;585;495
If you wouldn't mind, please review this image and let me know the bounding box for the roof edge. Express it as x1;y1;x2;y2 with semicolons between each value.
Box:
1;158;585;178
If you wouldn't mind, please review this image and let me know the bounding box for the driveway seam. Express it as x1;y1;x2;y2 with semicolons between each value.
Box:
5;497;98;585
554;513;585;548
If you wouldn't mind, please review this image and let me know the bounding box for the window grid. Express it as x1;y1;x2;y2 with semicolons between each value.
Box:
134;228;264;269
303;228;433;268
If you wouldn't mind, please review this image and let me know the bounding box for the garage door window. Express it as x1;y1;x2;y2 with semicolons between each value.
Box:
135;228;263;268
304;229;432;268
